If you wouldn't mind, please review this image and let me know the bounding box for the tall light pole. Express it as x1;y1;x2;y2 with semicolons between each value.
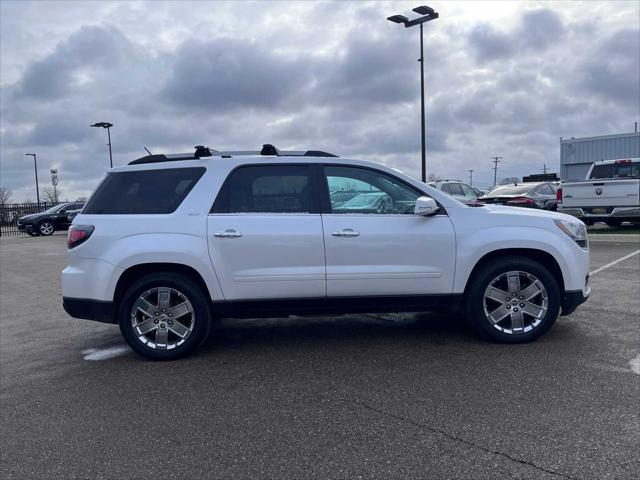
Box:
468;169;474;186
91;122;114;168
25;153;40;206
388;5;439;183
50;169;59;203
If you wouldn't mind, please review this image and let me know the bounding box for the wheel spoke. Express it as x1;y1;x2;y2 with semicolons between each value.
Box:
522;301;545;319
488;304;510;324
169;302;191;320
507;272;521;294
520;281;543;301
510;309;524;331
486;287;510;303
157;288;171;309
155;328;168;348
168;321;190;338
133;297;155;317
136;318;157;335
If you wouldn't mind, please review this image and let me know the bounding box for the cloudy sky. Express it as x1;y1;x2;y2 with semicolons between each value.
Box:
1;0;639;201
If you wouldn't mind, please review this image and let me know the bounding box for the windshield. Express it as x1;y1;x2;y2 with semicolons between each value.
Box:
43;204;66;214
344;194;381;207
484;184;535;196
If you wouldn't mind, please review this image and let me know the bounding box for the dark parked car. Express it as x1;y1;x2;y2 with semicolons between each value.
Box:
17;202;85;236
479;182;558;210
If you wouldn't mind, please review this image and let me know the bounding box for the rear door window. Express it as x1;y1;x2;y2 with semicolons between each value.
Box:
83;167;205;214
211;165;313;213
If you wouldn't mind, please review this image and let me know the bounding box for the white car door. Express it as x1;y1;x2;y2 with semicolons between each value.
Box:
208;164;326;301
321;165;456;297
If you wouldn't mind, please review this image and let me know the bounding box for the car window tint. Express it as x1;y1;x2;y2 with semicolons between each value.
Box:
613;162;640;178
212;165;311;213
324;166;421;214
536;184;554;195
459;184;477;198
83;167;205;214
590;165;613;179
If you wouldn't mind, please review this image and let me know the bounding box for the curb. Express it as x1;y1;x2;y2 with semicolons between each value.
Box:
588;234;640;244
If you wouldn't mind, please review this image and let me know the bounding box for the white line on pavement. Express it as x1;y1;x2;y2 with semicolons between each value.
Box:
82;346;130;361
590;249;640;275
630;355;640;375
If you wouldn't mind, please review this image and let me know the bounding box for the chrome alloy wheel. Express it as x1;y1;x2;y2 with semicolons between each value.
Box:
483;271;548;334
130;287;195;350
40;222;54;235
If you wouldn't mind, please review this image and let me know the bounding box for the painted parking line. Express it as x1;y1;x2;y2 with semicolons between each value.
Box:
590;249;640;276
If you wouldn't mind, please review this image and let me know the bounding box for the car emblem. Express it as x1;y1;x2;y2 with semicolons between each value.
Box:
595;188;602;195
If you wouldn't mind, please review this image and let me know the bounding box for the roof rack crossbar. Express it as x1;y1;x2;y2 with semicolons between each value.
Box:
129;145;338;165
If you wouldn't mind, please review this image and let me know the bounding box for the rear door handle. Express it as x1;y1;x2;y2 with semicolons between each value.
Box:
332;228;360;237
214;229;242;238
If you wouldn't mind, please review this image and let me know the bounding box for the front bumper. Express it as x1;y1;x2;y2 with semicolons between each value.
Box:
560;286;591;316
63;297;116;324
17;223;33;232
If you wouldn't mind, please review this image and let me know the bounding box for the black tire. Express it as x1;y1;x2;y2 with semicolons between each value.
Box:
38;221;55;236
118;272;212;360
465;256;561;343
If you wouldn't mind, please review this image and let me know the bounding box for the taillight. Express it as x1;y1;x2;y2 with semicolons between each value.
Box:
68;225;94;249
507;197;535;206
556;187;563;204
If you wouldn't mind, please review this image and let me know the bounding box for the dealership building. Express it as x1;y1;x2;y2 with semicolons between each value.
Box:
560;131;640;180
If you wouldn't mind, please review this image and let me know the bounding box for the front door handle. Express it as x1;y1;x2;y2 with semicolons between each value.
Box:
214;229;242;238
332;228;360;237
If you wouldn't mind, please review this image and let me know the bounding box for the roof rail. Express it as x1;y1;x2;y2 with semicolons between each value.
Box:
129;144;338;165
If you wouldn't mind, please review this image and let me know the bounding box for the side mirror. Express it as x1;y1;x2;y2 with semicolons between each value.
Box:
414;196;439;216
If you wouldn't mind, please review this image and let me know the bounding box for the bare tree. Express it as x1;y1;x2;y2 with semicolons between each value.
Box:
0;187;12;207
427;173;442;182
42;186;61;203
499;177;520;185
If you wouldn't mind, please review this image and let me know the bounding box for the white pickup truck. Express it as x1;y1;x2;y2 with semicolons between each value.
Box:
558;158;640;226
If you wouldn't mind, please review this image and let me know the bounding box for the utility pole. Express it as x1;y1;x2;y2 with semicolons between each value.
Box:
468;169;474;186
491;156;503;187
542;163;547;174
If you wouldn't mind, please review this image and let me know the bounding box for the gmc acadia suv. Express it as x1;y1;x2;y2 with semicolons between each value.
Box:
62;145;591;360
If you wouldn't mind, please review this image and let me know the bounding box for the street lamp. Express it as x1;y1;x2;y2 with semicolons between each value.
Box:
388;5;439;182
25;153;40;206
91;122;114;168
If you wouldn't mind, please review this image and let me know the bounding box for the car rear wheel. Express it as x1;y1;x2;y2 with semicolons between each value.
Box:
118;273;212;360
466;256;560;343
38;221;55;236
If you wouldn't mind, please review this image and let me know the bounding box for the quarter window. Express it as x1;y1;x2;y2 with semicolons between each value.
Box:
83;167;205;214
324;166;421;214
212;165;311;213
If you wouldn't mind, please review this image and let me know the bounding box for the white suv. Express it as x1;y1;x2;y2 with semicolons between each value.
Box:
62;145;591;360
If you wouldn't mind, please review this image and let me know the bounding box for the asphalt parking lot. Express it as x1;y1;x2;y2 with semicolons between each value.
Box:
1;235;638;479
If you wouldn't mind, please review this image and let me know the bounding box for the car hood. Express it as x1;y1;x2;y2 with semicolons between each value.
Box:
482;203;574;222
18;213;43;222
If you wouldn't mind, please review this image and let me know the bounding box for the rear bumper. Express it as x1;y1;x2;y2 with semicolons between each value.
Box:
63;297;116;324
558;206;640;220
561;287;591;316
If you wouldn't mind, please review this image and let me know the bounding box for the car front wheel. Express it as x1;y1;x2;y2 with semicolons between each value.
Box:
118;273;212;360
38;221;55;236
466;256;560;343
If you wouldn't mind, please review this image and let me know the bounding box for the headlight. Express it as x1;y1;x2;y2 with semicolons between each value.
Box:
554;219;588;248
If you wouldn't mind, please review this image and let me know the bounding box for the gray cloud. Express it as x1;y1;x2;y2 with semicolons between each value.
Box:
1;1;639;198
